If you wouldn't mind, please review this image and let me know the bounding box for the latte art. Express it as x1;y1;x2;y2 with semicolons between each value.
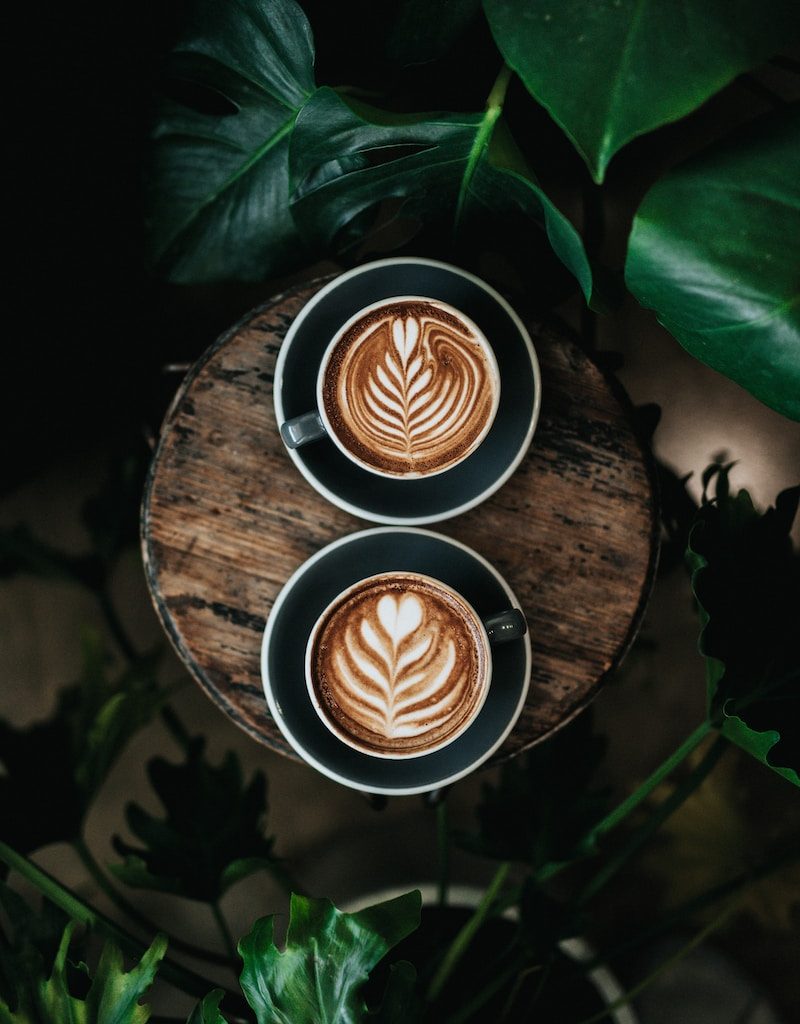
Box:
309;574;489;756
322;300;498;477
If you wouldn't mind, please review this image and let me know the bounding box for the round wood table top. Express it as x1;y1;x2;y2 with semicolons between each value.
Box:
142;275;657;766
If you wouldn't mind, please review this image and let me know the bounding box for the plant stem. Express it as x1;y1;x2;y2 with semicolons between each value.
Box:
437;798;450;907
573;895;742;1024
454;63;513;228
534;718;714;885
575;734;728;907
585;719;714;848
0;840;220;1001
584;841;800;972
428;861;510;1003
212;901;238;963
73;837;231;967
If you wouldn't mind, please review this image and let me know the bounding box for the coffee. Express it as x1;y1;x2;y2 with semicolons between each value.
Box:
321;299;499;478
307;572;490;757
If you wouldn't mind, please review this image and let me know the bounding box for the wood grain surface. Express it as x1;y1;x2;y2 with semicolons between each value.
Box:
142;276;658;764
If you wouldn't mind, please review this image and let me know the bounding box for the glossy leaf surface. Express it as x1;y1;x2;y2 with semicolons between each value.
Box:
626;109;800;419
484;0;799;181
148;0;315;282
238;892;421;1024
0;916;165;1024
291;87;594;302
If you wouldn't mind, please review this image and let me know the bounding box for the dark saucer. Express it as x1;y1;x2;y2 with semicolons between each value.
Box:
273;258;541;524
260;528;532;795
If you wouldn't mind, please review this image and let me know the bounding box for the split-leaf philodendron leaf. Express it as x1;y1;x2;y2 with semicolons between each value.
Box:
290;87;595;304
148;0;315;282
0;918;165;1024
626;108;800;420
209;892;421;1024
111;738;280;903
483;0;800;182
688;466;800;786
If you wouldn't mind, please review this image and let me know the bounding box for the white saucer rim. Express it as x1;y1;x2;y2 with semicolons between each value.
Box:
272;257;542;526
260;526;532;795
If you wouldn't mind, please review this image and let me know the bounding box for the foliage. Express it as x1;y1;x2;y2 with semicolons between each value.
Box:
148;0;315;282
626;107;800;420
642;749;800;932
483;0;797;183
111;738;282;903
0;901;165;1024
190;893;420;1024
689;466;800;785
147;0;800;417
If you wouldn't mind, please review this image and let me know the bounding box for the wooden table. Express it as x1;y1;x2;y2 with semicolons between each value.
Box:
142;276;658;764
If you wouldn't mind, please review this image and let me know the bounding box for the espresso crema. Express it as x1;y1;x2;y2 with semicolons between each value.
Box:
322;300;498;477
309;573;489;756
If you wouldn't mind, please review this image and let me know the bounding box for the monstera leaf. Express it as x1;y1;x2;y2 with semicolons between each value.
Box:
0;915;165;1024
148;0;315;282
0;634;164;852
111;738;282;902
626;108;800;420
688;466;800;786
484;0;799;182
290;87;595;303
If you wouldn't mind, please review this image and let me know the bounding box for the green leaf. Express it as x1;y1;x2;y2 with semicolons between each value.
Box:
484;0;800;182
687;467;800;785
458;712;609;868
238;892;421;1024
0;635;164;852
187;991;229;1024
626;108;800;420
0;885;70;1015
111;739;279;903
0;911;165;1024
290;86;594;302
148;0;315;282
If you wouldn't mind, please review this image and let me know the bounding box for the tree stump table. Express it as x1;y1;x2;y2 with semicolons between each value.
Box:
142;276;658;765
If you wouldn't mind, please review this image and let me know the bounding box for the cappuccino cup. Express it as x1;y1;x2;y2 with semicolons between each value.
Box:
280;297;500;479
305;571;526;759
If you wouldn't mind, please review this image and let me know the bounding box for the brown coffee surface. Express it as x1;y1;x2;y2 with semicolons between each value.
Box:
322;300;497;476
310;574;489;756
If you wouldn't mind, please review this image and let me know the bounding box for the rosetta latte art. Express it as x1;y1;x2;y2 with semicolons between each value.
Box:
310;575;488;756
323;301;498;476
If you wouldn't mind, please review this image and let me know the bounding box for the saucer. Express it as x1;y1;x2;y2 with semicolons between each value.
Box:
273;258;541;525
260;528;532;795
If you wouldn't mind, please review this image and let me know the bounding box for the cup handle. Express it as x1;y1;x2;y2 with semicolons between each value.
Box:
280;411;326;449
484;608;527;645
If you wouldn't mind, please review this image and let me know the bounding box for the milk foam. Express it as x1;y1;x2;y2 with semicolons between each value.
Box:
311;574;488;755
323;301;497;477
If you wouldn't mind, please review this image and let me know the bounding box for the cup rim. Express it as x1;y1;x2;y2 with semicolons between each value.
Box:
260;526;532;795
303;569;494;759
314;295;501;480
272;257;542;525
